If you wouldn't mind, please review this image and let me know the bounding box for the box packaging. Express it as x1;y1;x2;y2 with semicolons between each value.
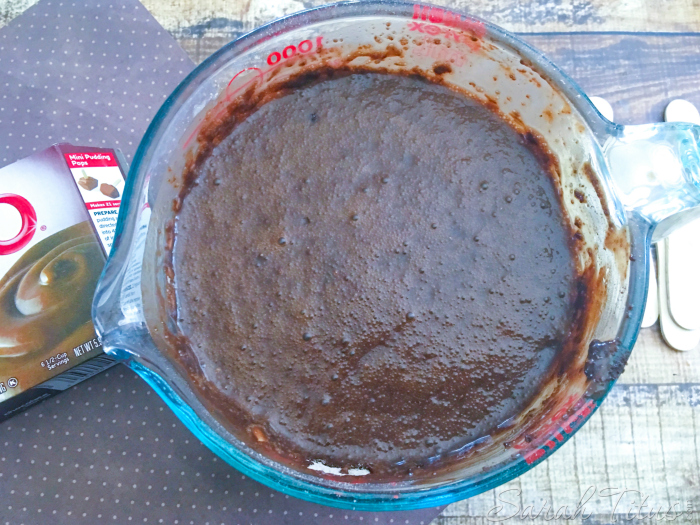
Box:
0;144;127;421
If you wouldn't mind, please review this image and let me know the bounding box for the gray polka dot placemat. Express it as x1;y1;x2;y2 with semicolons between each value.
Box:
0;0;193;165
0;1;445;523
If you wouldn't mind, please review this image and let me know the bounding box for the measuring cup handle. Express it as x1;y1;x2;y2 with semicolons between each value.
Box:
604;122;700;241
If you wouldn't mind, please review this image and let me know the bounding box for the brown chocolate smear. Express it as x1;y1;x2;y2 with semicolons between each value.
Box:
78;175;98;191
100;183;119;198
585;338;625;386
171;72;583;479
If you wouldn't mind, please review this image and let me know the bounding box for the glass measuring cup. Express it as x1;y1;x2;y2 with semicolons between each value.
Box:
93;1;700;510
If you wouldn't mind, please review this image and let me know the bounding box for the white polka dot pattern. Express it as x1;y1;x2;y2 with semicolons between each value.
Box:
0;367;443;524
0;0;193;167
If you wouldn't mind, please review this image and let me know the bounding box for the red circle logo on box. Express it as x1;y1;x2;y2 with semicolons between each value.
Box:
0;194;37;255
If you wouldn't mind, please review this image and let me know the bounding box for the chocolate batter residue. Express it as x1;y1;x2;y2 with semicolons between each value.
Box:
168;70;586;480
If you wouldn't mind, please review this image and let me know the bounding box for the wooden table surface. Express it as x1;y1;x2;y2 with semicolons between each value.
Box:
2;0;700;524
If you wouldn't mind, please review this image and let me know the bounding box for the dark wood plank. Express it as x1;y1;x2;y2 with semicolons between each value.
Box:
136;0;700;36
523;33;700;125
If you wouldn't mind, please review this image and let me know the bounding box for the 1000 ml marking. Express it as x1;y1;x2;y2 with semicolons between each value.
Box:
183;36;324;149
266;37;323;66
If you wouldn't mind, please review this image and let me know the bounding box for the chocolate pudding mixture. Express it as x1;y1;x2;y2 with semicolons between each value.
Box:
171;71;578;478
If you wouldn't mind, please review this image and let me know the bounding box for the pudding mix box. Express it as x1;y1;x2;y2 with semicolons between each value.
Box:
0;144;127;421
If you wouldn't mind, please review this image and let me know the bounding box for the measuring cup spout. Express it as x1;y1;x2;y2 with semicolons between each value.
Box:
604;123;700;241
